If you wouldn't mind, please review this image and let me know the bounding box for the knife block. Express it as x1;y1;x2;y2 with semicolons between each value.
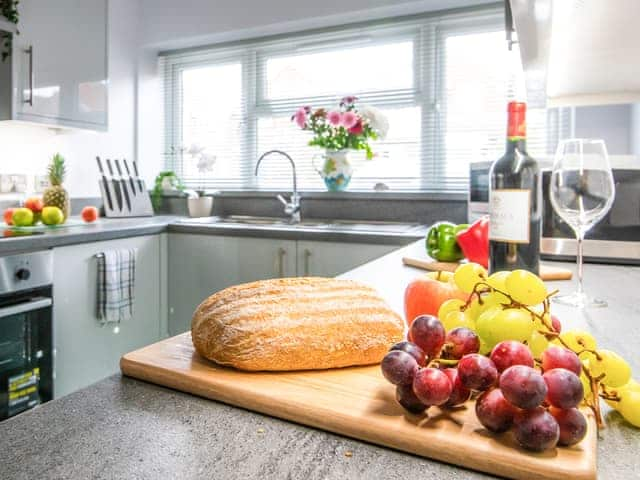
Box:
99;179;153;217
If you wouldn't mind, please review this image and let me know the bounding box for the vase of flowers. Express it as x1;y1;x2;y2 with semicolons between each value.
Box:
292;96;388;192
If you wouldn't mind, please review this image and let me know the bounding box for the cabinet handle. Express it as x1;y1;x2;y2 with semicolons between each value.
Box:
303;248;312;276
23;46;34;106
277;247;286;277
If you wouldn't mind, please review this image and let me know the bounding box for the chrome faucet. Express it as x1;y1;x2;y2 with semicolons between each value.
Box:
255;150;301;224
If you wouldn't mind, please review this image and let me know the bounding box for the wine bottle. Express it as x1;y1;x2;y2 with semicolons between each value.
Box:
489;101;541;275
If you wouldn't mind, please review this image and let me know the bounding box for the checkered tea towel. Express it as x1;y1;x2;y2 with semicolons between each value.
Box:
96;248;137;324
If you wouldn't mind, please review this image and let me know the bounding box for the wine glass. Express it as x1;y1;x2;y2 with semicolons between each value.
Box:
550;139;615;308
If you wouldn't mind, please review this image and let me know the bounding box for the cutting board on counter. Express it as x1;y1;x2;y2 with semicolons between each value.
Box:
402;257;573;281
121;333;596;480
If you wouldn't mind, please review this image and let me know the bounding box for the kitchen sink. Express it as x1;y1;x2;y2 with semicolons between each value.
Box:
175;215;425;234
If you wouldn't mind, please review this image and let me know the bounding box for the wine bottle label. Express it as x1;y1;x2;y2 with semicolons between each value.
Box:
489;189;531;243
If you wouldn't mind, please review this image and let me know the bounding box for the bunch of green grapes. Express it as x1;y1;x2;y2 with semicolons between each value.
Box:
558;330;639;428
439;265;547;353
437;262;640;429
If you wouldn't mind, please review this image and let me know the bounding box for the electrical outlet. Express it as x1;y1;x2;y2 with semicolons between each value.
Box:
0;175;12;193
0;174;28;193
34;175;50;193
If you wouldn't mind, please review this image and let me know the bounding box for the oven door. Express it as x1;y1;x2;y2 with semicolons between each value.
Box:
0;293;53;420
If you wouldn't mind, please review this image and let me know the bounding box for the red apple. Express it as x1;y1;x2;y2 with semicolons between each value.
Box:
3;208;15;225
24;197;44;213
404;271;468;326
81;206;99;223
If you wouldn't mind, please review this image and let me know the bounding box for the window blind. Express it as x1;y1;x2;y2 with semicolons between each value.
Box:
160;6;567;193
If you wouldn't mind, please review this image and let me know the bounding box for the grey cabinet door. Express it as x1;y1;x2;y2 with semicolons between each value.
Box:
167;234;297;335
296;240;396;277
15;0;108;129
53;235;162;398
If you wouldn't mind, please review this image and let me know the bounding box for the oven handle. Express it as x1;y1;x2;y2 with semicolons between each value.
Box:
0;297;52;319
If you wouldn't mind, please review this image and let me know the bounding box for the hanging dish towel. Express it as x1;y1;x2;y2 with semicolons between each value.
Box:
96;248;137;325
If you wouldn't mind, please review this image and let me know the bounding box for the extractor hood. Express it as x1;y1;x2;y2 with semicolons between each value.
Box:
510;0;640;107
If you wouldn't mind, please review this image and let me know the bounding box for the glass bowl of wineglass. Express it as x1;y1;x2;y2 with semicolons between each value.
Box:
550;138;616;308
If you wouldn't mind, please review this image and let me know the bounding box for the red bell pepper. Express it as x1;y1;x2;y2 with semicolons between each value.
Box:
455;216;489;268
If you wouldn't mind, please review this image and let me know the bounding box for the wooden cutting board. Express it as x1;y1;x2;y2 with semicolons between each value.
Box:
402;257;573;281
121;333;596;480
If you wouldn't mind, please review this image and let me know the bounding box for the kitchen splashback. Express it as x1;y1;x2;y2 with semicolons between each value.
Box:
157;192;467;225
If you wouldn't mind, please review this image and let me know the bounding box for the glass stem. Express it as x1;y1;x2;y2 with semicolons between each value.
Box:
576;231;585;296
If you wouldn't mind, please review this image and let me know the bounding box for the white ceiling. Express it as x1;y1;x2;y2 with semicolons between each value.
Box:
139;0;497;50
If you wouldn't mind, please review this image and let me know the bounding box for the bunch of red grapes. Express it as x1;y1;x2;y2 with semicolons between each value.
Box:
381;314;588;451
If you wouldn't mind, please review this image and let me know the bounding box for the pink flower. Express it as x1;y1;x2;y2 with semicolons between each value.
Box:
327;110;341;126
348;120;363;135
341;111;358;129
340;95;358;106
293;107;307;129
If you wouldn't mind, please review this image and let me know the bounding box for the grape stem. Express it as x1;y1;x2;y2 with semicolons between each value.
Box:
466;278;607;429
599;385;621;402
427;358;459;368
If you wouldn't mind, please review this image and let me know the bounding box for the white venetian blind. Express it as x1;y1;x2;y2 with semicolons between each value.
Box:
160;6;566;192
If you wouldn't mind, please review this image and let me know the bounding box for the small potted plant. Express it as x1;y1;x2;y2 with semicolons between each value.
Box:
292;96;389;191
151;171;185;211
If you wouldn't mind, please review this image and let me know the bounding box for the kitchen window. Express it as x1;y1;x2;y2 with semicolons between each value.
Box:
161;7;563;192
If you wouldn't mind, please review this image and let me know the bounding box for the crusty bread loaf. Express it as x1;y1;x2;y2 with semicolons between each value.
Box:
191;277;403;371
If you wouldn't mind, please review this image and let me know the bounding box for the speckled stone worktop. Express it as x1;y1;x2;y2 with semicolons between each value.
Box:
0;241;638;479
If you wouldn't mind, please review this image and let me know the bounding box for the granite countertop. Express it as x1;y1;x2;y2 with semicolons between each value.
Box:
0;216;176;255
1;242;639;479
0;215;425;255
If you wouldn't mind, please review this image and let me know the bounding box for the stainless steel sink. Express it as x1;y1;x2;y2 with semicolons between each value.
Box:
175;215;425;234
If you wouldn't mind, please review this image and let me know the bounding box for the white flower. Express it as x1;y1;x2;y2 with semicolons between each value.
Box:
186;143;205;156
196;152;216;174
358;105;389;140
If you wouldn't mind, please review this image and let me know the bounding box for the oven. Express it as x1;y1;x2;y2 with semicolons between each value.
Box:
0;251;53;420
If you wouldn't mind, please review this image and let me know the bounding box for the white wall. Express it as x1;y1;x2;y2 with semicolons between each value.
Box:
632;103;640;155
1;0;496;202
0;0;140;200
573;104;633;155
135;0;496;183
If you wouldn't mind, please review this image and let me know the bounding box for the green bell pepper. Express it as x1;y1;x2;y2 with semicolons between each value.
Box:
426;222;469;262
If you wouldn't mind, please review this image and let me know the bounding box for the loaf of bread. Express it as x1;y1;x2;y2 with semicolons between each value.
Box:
191;277;403;371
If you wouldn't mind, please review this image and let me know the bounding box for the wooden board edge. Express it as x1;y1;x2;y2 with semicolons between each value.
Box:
120;343;597;480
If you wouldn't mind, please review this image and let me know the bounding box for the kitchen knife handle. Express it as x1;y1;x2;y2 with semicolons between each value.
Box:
114;159;124;176
96;156;104;174
133;160;145;193
106;158;115;176
123;160;137;196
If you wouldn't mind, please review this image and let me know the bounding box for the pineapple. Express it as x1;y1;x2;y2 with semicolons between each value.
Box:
43;153;70;221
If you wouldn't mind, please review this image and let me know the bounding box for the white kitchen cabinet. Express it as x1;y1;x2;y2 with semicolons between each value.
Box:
167;234;297;335
53;234;163;398
14;0;108;130
296;240;396;277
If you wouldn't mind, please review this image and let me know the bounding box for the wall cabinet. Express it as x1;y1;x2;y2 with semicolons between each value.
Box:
167;234;397;335
52;234;163;398
13;0;108;130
